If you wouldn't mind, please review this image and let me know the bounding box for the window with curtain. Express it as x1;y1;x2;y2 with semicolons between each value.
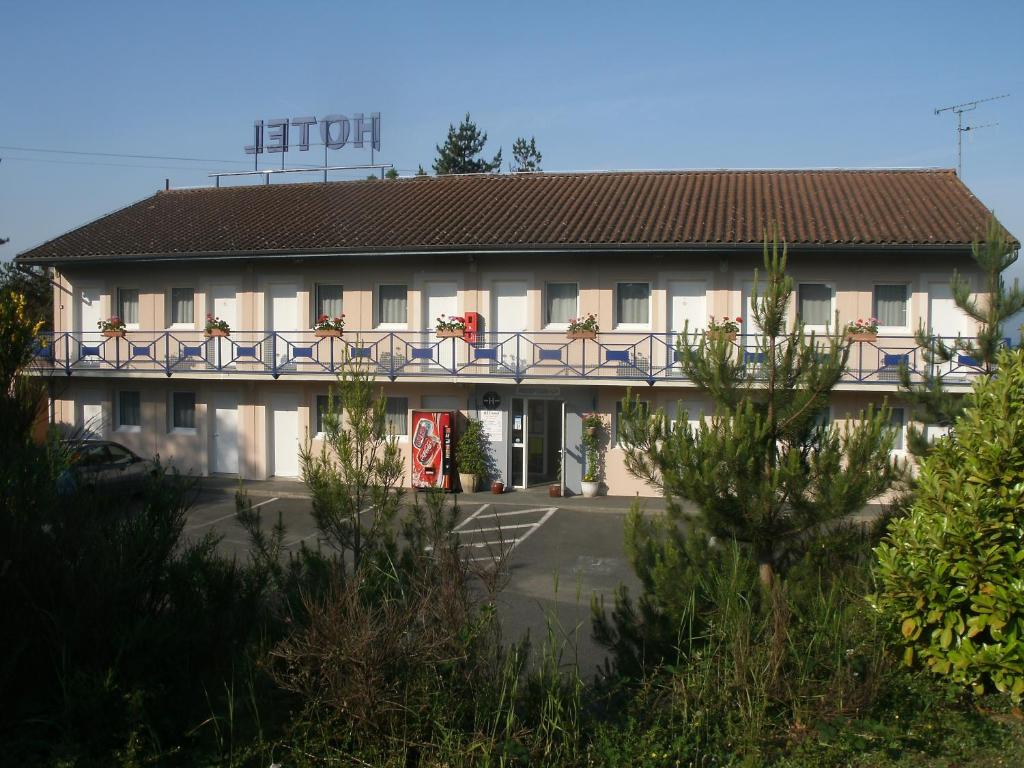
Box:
616;282;650;325
117;288;140;326
118;391;141;428
169;287;194;326
316;394;330;434
385;397;409;436
545;283;578;325
797;283;831;326
890;407;905;451
316;284;344;320
874;285;908;327
378;285;407;326
171;392;196;430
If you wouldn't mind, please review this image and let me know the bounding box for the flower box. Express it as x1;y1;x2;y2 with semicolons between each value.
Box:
566;330;597;340
436;329;464;339
706;330;737;342
315;329;343;338
102;330;126;339
846;332;877;343
205;329;230;338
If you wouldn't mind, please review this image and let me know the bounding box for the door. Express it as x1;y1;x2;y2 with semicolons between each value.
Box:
80;397;104;438
492;281;528;371
212;392;239;474
268;283;300;368
270;393;300;478
424;281;459;370
668;280;707;365
77;286;103;362
209;285;238;367
510;398;526;488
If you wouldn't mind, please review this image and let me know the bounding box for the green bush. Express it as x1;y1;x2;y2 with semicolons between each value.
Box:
455;416;490;480
873;347;1024;699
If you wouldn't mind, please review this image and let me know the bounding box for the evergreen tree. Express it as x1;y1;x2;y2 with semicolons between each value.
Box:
616;232;900;587
385;167;399;180
899;216;1023;455
416;164;428;176
510;136;542;172
432;113;502;175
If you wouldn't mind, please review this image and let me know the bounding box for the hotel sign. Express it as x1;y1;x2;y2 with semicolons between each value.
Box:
245;113;380;155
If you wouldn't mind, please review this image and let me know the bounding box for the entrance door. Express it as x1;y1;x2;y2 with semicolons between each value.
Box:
268;283;299;368
212;392;239;474
492;281;528;371
77;286;103;362
79;393;104;438
209;285;238;367
424;281;459;370
270;393;300;478
928;282;968;339
509;397;564;489
668;280;707;365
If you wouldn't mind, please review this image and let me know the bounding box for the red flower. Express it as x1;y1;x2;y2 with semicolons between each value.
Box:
735;317;742;323
318;314;328;322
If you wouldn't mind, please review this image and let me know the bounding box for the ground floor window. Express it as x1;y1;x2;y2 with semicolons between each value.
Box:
117;391;141;430
889;407;905;452
170;392;196;431
386;396;409;437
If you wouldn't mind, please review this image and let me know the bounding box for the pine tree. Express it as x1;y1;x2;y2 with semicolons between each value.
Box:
510;136;542;172
385;167;399;180
617;232;901;587
415;164;428;177
432;113;502;175
899;216;1023;455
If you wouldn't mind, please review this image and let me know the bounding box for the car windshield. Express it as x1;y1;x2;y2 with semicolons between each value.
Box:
106;445;136;465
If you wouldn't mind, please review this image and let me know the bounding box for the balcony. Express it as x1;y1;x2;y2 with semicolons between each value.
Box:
30;330;996;387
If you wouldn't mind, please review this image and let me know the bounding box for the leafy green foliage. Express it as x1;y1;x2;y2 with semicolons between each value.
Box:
874;347;1024;700
511;135;542;172
433;112;502;174
455;416;490;479
582;413;604;482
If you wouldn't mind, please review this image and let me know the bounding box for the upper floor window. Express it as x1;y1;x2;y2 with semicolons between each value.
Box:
316;284;344;321
874;284;909;329
117;288;140;328
169;287;194;326
797;283;832;327
616;282;650;327
545;283;578;326
378;284;408;327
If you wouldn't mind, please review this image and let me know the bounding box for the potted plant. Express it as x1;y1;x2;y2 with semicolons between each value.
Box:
204;313;231;337
548;453;562;497
706;316;741;342
455;417;488;493
567;313;599;340
491;480;504;494
436;314;466;339
845;317;879;342
98;316;126;338
313;313;345;337
581;413;605;497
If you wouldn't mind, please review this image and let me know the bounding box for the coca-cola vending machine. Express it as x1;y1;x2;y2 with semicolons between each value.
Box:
410;410;455;491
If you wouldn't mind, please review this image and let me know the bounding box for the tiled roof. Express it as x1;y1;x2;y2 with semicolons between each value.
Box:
17;169;1012;264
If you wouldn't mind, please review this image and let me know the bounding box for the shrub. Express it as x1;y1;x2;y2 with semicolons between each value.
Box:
873;347;1024;700
455;416;490;480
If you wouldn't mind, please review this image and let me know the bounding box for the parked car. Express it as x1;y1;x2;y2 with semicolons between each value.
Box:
57;439;151;496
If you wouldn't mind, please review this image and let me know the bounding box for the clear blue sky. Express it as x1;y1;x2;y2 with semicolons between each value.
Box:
1;0;1021;276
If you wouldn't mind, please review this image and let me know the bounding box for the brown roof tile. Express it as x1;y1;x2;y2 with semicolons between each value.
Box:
16;169;1014;264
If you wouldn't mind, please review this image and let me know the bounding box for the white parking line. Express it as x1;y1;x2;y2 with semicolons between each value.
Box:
457;506;557;566
452;503;491;532
185;496;279;532
457;522;537;534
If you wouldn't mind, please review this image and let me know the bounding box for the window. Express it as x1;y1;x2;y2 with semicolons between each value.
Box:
545;283;578;325
117;288;140;327
385;397;409;437
169;287;194;326
315;394;330;435
315;284;344;320
170;392;196;431
117;391;141;430
106;443;136;465
798;283;832;326
890;407;905;452
616;282;650;326
377;284;408;326
614;399;649;447
874;285;909;328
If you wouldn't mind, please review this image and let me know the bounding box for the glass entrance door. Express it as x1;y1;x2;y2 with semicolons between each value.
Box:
510;398;564;489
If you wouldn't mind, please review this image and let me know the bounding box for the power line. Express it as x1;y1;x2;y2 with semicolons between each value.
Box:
0;143;253;165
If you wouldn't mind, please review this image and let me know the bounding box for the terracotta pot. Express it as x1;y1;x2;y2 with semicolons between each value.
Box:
315;329;343;338
566;330;597;340
459;473;477;493
436;329;465;339
102;330;126;338
846;332;877;342
705;330;737;342
490;481;504;494
581;480;600;498
205;328;230;338
548;483;562;498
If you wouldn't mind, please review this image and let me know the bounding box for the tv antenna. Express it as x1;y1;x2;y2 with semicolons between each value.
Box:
934;93;1008;177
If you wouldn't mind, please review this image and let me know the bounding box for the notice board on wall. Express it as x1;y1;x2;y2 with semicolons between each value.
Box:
479;409;502;443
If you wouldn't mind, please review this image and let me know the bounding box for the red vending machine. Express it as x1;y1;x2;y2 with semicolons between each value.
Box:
410;410;455;491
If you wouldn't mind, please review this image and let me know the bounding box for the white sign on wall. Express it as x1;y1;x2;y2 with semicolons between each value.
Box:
479;410;503;443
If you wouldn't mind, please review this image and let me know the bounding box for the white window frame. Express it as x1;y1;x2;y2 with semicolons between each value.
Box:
376;283;408;330
543;282;579;329
115;390;142;433
889;406;907;456
167;286;195;329
117;287;141;330
169;391;197;434
796;282;836;332
873;283;911;335
615;282;652;330
314;394;330;439
385;396;410;442
314;283;344;325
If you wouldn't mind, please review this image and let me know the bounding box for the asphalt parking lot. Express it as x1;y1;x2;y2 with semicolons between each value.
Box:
186;481;648;673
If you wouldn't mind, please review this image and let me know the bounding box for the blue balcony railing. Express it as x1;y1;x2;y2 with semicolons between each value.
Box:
30;330;1001;386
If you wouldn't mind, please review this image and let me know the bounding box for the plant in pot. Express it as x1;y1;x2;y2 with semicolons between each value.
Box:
706;315;741;342
581;413;604;497
97;315;126;338
548;452;562;497
436;314;467;339
455;417;487;493
313;312;345;337
567;313;599;340
844;316;879;342
204;313;231;337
